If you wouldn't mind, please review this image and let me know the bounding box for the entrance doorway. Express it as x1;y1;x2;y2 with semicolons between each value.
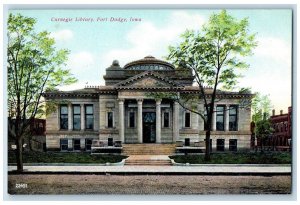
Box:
143;112;156;143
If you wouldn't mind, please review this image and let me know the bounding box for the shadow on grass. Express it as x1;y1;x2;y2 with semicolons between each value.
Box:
169;152;291;164
8;151;128;164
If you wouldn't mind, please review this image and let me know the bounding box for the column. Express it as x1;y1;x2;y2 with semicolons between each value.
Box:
137;99;143;143
212;105;216;131
225;105;230;131
81;104;85;131
173;101;179;142
118;99;125;143
156;99;162;143
68;103;72;131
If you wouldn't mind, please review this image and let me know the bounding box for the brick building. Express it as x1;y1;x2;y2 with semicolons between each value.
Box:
270;107;292;150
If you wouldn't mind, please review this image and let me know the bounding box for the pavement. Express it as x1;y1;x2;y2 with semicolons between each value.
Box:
7;164;291;175
7;155;291;175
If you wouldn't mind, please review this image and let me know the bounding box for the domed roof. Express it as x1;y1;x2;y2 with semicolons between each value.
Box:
123;56;175;70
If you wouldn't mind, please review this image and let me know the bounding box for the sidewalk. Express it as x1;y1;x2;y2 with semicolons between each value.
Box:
8;164;291;175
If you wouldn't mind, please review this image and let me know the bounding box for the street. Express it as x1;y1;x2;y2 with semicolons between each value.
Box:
8;174;291;195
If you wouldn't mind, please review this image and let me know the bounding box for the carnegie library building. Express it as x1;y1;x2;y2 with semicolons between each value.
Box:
43;56;253;154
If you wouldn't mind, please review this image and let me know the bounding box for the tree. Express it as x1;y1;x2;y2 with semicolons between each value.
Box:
166;10;257;160
251;93;273;151
7;13;77;172
251;92;273;123
255;113;274;152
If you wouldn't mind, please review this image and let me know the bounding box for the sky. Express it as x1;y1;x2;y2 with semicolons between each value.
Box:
9;9;292;113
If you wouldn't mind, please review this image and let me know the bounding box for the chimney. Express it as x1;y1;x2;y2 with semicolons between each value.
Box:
272;109;275;116
280;110;283;115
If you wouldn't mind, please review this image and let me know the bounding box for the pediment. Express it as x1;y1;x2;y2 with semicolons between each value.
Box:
115;71;180;88
129;76;172;87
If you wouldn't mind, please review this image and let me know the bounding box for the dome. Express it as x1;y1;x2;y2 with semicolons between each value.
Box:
123;56;175;71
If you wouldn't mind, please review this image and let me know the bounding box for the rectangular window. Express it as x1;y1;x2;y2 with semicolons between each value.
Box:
185;112;191;128
216;105;225;131
129;112;135;128
229;139;237;152
107;112;113;128
163;112;170;128
60;105;68;130
229;105;238;131
85;139;93;151
216;139;225;151
60;139;68;151
85;105;94;130
73;105;81;130
73;139;81;151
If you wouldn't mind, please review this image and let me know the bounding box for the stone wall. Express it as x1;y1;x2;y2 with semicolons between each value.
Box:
45;93;252;151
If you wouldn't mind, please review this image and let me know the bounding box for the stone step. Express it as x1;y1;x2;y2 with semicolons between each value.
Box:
124;155;172;166
123;144;176;155
125;163;171;166
123;153;174;155
125;160;172;166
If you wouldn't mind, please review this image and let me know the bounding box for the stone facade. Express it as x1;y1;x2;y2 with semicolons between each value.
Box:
43;56;253;152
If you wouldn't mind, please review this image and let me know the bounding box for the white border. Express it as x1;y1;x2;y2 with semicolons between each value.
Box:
1;0;299;204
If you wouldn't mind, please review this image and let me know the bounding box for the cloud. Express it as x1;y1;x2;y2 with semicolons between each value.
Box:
67;51;95;71
101;11;206;68
50;29;74;42
59;51;98;91
239;37;292;112
254;37;291;66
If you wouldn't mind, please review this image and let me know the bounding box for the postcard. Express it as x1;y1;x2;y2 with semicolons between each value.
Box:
5;7;293;197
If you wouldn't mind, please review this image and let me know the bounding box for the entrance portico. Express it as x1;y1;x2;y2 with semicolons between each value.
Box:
118;97;164;144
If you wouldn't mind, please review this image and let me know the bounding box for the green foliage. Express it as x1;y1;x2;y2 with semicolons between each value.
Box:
251;93;273;122
255;117;274;141
166;9;257;123
8;151;127;164
7;13;77;120
167;10;257;91
169;152;291;164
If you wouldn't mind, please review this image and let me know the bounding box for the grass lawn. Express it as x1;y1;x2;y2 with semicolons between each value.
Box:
169;152;291;164
8;151;128;164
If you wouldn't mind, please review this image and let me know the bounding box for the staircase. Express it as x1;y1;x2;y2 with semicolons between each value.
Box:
122;144;176;155
122;144;175;166
124;155;172;166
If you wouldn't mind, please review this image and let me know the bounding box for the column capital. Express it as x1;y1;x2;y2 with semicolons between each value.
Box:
118;98;125;103
156;99;162;105
137;98;143;103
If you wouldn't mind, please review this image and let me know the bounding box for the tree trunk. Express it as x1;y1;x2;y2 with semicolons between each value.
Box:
16;137;23;172
204;130;211;161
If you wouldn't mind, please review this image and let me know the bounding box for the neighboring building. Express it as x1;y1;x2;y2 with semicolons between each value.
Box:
43;56;253;152
8;118;46;151
269;107;292;150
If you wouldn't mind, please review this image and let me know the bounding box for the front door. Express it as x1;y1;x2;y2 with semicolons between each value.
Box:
143;112;156;143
